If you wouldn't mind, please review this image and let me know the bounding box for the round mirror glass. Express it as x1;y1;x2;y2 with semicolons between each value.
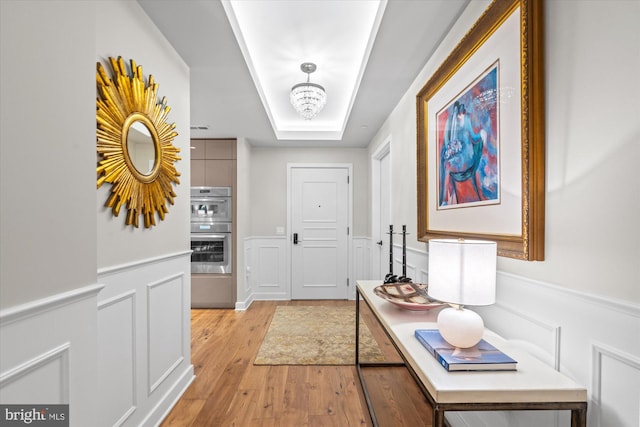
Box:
126;120;156;175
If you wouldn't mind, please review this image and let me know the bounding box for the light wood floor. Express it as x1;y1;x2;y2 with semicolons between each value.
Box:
160;300;433;426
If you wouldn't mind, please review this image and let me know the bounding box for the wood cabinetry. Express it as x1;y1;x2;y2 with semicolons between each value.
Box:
190;138;237;309
190;139;236;187
191;275;234;309
191;159;234;187
190;139;206;160
206;139;235;160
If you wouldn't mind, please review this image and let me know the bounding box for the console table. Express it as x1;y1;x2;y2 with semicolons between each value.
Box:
355;280;587;427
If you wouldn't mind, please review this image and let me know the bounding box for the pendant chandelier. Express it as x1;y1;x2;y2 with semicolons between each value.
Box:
290;62;326;120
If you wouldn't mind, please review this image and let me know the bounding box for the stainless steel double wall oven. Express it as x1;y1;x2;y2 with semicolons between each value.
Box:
190;187;232;274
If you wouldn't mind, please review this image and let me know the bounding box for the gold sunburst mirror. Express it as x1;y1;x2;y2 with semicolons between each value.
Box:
96;56;181;228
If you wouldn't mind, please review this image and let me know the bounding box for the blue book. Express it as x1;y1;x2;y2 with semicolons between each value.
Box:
414;329;517;371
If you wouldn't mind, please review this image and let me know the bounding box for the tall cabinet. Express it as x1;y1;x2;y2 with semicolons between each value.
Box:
191;139;235;186
191;138;237;308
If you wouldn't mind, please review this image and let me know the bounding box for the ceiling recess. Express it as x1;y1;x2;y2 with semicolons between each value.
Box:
221;0;387;141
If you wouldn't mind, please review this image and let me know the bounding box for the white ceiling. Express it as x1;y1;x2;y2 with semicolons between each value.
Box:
222;0;386;141
137;0;470;148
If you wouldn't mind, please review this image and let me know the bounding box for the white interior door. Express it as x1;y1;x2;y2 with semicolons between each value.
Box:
373;145;391;279
291;166;349;299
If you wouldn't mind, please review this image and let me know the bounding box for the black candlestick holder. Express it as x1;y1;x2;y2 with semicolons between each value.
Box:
383;225;412;284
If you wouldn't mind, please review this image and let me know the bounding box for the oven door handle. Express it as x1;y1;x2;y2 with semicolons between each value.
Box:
191;233;228;240
191;198;228;204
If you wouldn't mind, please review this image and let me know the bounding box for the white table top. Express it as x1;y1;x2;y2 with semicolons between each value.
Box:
357;280;587;404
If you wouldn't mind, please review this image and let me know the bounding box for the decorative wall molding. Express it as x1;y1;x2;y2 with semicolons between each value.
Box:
496;271;640;319
0;343;70;401
245;236;373;303
97;252;193;427
98;290;137;426
352;237;371;299
591;343;640;427
138;367;194;427
243;235;640;426
243;237;289;302
367;238;640;427
468;274;639;426
480;301;561;369
97;250;192;276
147;274;185;394
149;368;195;426
389;242;429;283
0;284;103;326
0;284;100;425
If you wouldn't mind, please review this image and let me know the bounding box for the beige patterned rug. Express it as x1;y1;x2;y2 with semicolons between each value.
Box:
254;306;385;365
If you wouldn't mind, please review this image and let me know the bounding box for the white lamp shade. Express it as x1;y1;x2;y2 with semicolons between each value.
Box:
428;239;497;306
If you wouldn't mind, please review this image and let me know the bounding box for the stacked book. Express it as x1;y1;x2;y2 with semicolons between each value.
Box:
415;329;517;372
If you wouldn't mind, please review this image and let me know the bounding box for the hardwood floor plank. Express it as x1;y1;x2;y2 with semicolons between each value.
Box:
251;366;288;420
161;301;433;427
159;398;205;427
223;388;260;426
279;366;311;425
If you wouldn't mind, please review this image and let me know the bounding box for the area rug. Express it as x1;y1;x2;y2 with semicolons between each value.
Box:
254;306;385;365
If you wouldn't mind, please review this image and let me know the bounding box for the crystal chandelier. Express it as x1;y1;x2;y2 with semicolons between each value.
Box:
290;62;326;120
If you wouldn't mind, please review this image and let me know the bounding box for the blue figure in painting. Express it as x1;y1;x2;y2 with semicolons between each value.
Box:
439;101;487;206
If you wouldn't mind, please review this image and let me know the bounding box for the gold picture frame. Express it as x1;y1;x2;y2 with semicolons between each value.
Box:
417;0;545;260
96;57;181;228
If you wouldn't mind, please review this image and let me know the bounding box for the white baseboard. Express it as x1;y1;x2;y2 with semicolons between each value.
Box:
235;293;254;311
146;365;195;427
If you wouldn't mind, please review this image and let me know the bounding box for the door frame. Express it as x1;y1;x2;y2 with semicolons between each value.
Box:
287;163;353;299
371;138;391;279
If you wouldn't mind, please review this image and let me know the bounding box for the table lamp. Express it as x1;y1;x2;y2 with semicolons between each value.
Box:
428;239;497;348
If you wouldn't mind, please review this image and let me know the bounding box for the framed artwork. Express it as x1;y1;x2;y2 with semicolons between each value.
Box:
417;0;545;261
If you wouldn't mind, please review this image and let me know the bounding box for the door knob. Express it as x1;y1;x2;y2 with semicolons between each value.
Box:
293;233;299;245
376;240;383;246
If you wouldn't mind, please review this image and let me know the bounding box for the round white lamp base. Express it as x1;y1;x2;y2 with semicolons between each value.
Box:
437;306;485;349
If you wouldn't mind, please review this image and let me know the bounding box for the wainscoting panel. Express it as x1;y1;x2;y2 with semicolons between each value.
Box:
147;274;185;394
245;236;373;302
470;273;639;427
370;239;640;427
351;237;371;299
98;291;137;426
591;343;640;427
479;302;561;369
244;245;253;294
241;236;640;425
0;284;103;426
243;237;289;301
258;246;283;288
97;252;193;427
391;242;429;284
0;343;70;405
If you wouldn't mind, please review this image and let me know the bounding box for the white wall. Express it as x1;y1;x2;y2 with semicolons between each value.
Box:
248;146;369;236
95;2;193;426
367;1;640;426
1;1;194;426
0;1;100;425
498;0;640;303
369;0;640;305
0;0;97;308
96;1;191;269
240;146;368;306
